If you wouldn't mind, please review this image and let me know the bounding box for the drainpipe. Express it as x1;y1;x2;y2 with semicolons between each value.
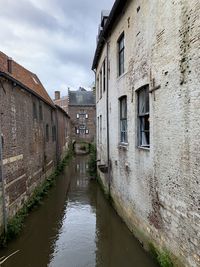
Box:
93;40;111;195
0;78;8;233
105;41;111;196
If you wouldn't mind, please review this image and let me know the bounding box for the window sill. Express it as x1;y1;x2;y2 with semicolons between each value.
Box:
118;143;129;150
137;146;150;151
117;71;128;81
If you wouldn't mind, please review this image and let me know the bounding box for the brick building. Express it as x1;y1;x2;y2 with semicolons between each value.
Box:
0;51;71;230
68;87;96;143
93;1;200;266
54;91;68;113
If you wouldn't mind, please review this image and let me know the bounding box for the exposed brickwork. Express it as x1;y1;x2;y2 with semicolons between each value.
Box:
68;105;96;143
0;72;71;227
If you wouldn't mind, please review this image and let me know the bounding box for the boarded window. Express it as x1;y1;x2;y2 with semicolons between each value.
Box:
52;126;56;142
46;124;49;142
119;96;127;143
39;103;43;121
33;102;37;119
138;85;150;147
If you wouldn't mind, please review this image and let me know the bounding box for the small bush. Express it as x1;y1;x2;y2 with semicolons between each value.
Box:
0;148;74;247
88;144;97;178
158;252;173;267
149;243;173;267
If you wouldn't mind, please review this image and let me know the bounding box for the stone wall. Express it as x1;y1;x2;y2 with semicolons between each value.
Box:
95;1;200;266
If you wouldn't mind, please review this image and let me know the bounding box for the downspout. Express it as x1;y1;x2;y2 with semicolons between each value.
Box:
0;77;7;233
105;41;111;196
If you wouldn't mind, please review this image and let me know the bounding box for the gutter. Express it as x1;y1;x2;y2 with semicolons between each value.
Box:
92;0;129;70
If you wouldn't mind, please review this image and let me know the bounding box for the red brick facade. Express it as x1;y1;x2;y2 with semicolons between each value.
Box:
0;53;71;228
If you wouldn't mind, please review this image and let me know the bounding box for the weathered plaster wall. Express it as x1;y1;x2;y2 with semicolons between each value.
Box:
96;0;200;266
56;107;71;161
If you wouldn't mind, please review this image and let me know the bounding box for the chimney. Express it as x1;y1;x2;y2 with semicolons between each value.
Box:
7;57;13;74
55;91;60;100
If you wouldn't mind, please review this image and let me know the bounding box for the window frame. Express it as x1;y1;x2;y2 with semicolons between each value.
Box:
39;102;43;121
46;124;49;142
118;33;125;77
119;96;128;144
33;102;37;120
137;85;150;148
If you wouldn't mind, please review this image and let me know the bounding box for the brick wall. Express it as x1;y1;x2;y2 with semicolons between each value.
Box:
0;76;70;224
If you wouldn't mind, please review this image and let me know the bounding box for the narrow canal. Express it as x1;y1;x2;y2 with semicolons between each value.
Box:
0;156;158;267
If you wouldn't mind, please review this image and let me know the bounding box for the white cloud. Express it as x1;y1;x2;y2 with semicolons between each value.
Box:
0;0;114;98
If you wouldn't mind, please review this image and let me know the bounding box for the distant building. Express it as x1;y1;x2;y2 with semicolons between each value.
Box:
54;91;68;113
68;87;96;143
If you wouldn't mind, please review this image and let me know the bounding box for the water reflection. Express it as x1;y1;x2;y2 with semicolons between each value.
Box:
0;156;157;267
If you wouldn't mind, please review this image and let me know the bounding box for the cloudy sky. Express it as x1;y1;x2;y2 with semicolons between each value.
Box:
0;0;114;98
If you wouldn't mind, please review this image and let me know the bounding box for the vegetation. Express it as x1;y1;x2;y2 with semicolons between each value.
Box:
0;148;73;247
149;243;173;267
88;143;97;178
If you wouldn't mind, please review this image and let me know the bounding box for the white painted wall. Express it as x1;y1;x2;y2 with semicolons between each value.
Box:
95;1;200;266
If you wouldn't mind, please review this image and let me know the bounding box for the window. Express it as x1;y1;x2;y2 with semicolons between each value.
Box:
76;128;80;134
79;124;86;135
97;116;99;144
85;114;88;119
118;33;125;76
96;75;99;100
33;102;37;119
100;70;102;99
103;60;106;92
52;126;56;142
119;96;127;143
76;114;80;119
46;124;49;142
39;103;43;121
86;129;89;134
100;115;102;144
138;85;150;148
51;109;53;122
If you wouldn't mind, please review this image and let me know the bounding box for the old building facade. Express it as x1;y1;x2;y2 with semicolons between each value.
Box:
93;1;200;266
0;52;71;230
54;91;68;113
68;87;96;143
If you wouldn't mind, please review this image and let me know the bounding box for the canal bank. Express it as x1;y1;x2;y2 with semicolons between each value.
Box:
0;156;158;267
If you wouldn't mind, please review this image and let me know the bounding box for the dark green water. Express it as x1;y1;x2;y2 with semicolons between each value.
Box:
0;156;158;267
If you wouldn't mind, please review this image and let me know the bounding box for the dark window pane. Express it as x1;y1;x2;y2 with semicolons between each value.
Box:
138;86;150;147
120;96;127;143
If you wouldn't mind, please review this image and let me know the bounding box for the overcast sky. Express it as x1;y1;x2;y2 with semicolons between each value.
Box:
0;0;114;98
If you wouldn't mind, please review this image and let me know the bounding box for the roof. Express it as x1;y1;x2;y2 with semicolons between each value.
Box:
68;88;95;106
92;0;129;70
0;51;54;107
55;104;70;118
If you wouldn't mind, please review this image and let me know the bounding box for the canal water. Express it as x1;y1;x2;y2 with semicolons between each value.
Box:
0;156;158;267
